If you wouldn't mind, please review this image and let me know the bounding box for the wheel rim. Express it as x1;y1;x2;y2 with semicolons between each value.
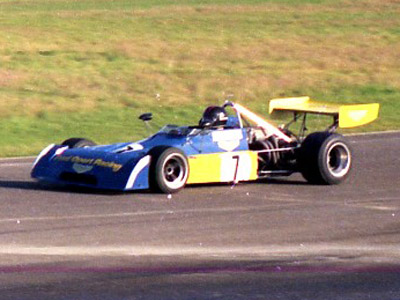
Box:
327;142;351;178
162;153;188;190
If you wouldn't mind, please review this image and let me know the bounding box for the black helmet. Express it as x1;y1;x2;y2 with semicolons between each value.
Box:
199;106;228;127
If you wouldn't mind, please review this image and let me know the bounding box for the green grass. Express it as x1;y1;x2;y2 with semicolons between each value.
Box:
0;0;399;156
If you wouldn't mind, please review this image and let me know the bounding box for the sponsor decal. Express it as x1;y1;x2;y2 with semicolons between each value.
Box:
73;163;94;174
55;155;123;172
216;140;241;152
348;110;367;122
212;129;243;152
211;129;243;142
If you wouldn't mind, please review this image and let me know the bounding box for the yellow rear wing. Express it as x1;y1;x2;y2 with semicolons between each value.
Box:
269;96;380;128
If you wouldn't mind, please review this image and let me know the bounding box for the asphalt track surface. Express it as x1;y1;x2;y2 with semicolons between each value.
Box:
0;132;399;299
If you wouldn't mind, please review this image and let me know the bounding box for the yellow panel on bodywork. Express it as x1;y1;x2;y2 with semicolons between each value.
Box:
187;151;258;184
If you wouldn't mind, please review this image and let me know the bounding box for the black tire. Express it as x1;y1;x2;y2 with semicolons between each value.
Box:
149;147;189;194
298;132;352;185
61;138;96;148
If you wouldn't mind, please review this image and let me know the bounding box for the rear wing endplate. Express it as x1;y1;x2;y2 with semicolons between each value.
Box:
269;96;380;128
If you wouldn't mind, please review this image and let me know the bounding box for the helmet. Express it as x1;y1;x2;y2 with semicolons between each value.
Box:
199;106;228;127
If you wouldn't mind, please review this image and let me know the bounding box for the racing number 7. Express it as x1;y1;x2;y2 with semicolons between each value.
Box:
232;155;240;182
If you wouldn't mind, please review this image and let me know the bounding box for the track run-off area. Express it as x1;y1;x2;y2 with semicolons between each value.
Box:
0;132;400;299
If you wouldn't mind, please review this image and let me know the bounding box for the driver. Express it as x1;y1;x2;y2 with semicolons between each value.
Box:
198;106;228;128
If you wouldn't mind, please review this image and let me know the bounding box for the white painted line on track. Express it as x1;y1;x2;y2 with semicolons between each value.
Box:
0;210;174;223
0;162;33;167
345;130;400;137
1;194;397;224
0;244;399;258
0;202;308;224
356;205;398;211
0;156;35;161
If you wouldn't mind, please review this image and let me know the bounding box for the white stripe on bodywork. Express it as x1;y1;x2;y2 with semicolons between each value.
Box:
32;144;55;168
125;155;151;190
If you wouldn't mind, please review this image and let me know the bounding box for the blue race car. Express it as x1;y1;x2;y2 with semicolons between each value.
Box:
31;98;379;193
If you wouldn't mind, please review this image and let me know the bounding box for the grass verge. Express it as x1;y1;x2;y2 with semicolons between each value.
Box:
0;0;399;156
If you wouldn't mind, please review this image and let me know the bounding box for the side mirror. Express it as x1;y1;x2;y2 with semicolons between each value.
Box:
139;113;152;122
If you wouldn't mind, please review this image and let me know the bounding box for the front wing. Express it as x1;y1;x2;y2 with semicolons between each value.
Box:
31;145;151;191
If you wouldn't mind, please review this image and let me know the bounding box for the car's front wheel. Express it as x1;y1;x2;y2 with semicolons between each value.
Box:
61;138;96;148
149;147;189;193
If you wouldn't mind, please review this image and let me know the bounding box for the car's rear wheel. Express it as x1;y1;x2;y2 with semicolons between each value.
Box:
298;132;352;185
61;138;96;148
149;147;189;194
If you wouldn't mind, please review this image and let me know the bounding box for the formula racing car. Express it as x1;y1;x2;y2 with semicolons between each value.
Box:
31;97;379;193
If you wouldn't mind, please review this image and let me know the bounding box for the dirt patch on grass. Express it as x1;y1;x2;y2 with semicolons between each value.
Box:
0;70;25;87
